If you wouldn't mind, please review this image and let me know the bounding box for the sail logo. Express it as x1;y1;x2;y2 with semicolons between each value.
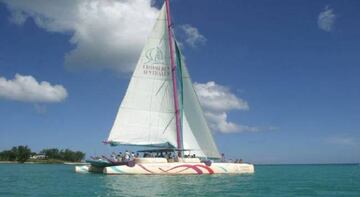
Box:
143;64;170;77
142;47;169;77
144;47;165;65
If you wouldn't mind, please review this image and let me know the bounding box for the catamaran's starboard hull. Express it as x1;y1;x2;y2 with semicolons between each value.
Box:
103;163;254;175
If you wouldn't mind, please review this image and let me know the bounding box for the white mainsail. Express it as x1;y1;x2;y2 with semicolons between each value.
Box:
107;5;177;147
108;3;220;159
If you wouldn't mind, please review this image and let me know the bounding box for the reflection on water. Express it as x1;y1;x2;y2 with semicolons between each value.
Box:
1;164;360;196
103;174;248;196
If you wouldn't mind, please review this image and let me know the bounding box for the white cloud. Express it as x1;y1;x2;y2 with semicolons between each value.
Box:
2;1;208;72
318;6;336;32
194;81;249;112
1;0;160;73
179;24;207;47
194;81;259;133
204;112;261;133
0;74;68;103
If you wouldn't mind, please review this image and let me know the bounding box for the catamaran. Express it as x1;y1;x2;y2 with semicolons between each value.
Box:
75;0;254;175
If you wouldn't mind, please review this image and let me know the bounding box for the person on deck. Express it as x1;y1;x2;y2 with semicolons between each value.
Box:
117;152;122;162
111;152;118;162
221;153;225;162
124;150;130;161
166;152;171;159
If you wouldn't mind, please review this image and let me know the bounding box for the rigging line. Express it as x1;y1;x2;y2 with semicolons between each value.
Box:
157;77;169;138
155;80;167;96
147;66;158;143
163;115;175;134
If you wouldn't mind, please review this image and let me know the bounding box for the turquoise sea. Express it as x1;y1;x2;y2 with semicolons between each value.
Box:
0;164;359;196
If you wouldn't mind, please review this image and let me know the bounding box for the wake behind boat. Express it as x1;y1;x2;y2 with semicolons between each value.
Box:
76;0;254;175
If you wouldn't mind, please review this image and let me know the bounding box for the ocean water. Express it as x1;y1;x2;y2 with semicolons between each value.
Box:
0;164;359;196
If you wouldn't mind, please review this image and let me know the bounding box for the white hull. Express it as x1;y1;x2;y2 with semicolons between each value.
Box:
99;162;254;175
75;165;104;173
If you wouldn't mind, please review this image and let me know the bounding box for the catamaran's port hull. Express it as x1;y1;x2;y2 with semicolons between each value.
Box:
103;163;254;175
75;165;104;173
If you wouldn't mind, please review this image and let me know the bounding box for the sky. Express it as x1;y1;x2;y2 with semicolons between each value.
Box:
0;0;359;164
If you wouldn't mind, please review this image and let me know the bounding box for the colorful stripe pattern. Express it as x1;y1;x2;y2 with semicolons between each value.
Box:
110;164;215;175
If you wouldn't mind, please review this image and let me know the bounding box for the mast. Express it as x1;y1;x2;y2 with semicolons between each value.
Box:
165;0;182;154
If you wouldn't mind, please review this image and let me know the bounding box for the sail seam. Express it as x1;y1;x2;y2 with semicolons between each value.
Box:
118;107;175;113
131;76;172;81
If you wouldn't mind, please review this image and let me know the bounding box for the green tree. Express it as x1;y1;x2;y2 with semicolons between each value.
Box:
40;148;60;159
74;151;85;162
0;150;16;161
15;145;31;163
40;148;85;162
0;145;31;162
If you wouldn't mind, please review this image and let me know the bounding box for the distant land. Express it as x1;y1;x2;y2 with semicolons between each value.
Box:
0;145;85;164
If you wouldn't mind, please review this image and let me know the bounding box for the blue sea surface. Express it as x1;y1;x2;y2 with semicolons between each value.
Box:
0;164;359;196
